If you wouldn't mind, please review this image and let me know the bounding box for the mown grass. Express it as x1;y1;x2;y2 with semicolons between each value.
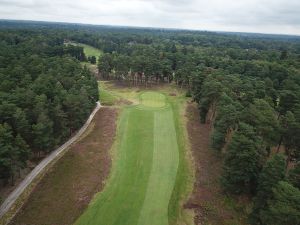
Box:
139;92;166;108
75;100;155;225
65;42;102;62
97;82;194;224
80;43;102;59
75;91;190;225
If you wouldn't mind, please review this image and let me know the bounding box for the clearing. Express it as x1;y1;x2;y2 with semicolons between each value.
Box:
65;42;102;62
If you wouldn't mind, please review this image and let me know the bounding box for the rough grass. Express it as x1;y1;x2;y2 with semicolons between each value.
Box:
166;92;194;225
99;88;118;106
75;91;188;225
100;81;140;104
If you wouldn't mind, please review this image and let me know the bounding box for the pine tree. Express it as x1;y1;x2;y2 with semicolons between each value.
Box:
288;163;300;189
250;154;286;224
221;123;265;194
32;112;54;155
260;181;300;225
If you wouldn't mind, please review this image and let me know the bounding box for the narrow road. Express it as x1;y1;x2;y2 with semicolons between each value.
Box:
0;102;102;219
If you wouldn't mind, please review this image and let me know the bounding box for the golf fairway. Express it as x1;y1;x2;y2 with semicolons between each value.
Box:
75;92;180;225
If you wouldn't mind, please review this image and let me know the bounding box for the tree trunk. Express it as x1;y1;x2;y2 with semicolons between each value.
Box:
10;169;14;186
277;136;283;153
210;101;217;126
285;147;291;168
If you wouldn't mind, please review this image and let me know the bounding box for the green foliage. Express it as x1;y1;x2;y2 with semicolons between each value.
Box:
0;29;99;184
211;94;242;150
211;129;227;151
32;112;54;153
288;163;300;189
221;123;265;194
280;110;300;163
185;89;191;97
88;56;97;64
260;181;300;225
98;53;113;79
250;154;286;224
0;123;29;184
242;99;279;147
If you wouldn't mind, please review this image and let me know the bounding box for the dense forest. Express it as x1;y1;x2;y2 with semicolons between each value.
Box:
0;25;99;186
1;20;300;224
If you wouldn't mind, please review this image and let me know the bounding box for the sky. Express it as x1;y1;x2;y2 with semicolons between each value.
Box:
0;0;300;35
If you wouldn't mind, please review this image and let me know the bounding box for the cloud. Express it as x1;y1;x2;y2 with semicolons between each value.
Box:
0;0;299;35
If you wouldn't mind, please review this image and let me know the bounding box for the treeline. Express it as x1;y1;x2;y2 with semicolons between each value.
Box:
192;68;300;224
191;52;300;224
92;27;300;90
0;30;99;185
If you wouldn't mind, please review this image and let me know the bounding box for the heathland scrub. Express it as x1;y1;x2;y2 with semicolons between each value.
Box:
75;88;193;225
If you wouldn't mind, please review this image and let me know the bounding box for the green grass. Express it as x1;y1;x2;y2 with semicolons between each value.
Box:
65;42;102;62
99;88;118;106
167;92;194;224
79;43;102;59
75;91;187;225
98;82;121;106
139;92;166;108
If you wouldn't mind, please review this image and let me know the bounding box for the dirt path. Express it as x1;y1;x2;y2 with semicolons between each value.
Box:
0;102;101;222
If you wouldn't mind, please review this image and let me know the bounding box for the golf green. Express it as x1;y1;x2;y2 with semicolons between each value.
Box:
75;92;180;225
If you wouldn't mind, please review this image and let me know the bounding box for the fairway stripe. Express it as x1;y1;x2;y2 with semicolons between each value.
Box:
137;109;179;225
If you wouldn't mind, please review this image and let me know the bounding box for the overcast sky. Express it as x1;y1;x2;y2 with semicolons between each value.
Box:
1;0;300;35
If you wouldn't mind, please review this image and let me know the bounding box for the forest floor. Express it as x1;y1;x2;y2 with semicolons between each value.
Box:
185;103;249;225
9;107;118;225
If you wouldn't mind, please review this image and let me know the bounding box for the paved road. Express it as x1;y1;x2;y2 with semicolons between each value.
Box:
0;102;102;219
